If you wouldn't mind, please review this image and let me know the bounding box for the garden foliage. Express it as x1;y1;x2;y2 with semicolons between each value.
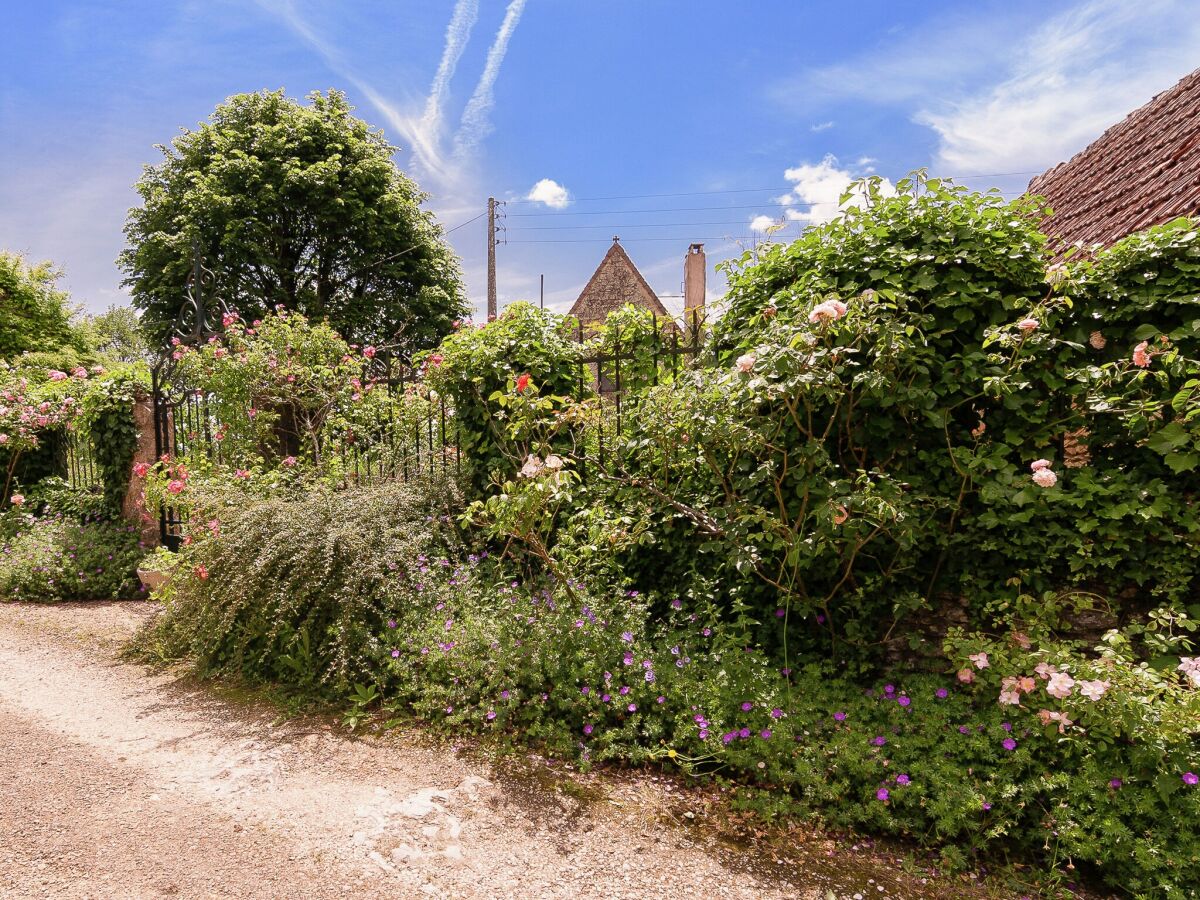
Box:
131;180;1200;895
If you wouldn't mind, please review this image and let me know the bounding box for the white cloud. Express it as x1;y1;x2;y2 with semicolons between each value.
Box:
526;178;571;209
776;154;895;225
750;215;779;233
916;0;1200;174
453;0;528;160
810;120;835;132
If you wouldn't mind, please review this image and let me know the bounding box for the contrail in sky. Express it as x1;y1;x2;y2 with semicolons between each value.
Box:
418;0;479;145
453;0;527;161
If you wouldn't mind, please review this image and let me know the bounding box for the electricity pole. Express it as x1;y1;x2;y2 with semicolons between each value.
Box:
486;197;498;321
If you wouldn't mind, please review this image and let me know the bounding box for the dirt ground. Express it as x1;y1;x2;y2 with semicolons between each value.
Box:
0;601;1019;900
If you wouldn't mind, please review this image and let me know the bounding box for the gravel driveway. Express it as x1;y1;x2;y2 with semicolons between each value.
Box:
0;601;1006;900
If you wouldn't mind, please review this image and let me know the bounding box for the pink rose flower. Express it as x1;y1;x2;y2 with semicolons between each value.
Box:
1017;318;1039;332
48;370;68;382
167;480;186;495
9;493;24;506
1034;662;1057;680
808;299;847;323
1032;468;1058;488
1089;331;1106;350
1030;459;1052;472
1132;341;1151;368
281;456;298;468
1078;679;1110;701
1046;672;1075;699
957;667;975;684
363;346;377;359
133;462;150;478
736;354;756;374
969;652;989;670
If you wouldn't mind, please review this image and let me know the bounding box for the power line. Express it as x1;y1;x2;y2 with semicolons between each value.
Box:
509;220;806;231
503;173;1040;205
506;236;755;244
506;193;1025;218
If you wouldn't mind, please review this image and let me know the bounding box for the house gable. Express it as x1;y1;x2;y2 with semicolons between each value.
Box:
568;239;671;328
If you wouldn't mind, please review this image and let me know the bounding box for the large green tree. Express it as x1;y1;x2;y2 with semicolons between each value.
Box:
119;89;467;355
0;252;85;360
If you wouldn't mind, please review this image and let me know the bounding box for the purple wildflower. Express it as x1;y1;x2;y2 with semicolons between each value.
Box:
486;711;496;721
876;788;889;801
627;703;637;712
936;688;949;699
872;736;887;746
583;724;593;735
760;730;772;740
1184;772;1199;786
671;599;683;609
1002;722;1013;732
833;711;847;722
1002;738;1017;751
741;701;753;712
619;686;630;696
739;727;751;739
1109;778;1122;790
621;631;633;643
898;696;911;708
390;649;399;658
770;708;784;719
896;774;910;786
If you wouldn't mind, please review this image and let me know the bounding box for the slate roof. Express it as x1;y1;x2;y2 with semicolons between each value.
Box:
1027;67;1200;252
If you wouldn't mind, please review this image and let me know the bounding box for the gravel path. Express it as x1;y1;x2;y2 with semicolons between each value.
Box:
0;602;1003;900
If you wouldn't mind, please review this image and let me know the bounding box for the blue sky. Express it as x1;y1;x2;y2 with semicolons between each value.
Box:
2;0;1198;320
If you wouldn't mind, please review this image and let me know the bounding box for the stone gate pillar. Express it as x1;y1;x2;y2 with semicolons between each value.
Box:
122;389;161;547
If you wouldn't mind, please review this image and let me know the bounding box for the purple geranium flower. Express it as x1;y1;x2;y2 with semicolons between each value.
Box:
1002;738;1017;751
583;724;593;735
741;701;753;711
936;688;949;699
770;708;784;719
833;711;847;722
872;736;887;746
898;696;911;707
1184;772;1199;786
896;774;910;786
876;788;889;801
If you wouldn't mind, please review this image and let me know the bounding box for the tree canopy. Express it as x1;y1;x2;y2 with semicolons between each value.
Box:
0;252;85;360
119;89;467;356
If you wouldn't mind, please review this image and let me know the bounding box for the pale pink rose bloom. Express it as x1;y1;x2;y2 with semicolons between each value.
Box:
9;493;24;506
1033;469;1058;488
167;480;186;495
0;434;8;445
998;690;1021;706
1018;676;1036;693
1089;331;1107;350
519;455;544;478
957;667;975;684
1046;672;1075;699
808;300;847;323
281;456;298;468
1079;680;1110;701
969;652;989;670
72;367;88;379
48;370;68;382
544;455;564;471
736;354;756;373
1178;657;1200;687
1017;318;1039;332
1132;341;1151;368
1030;459;1052;472
1011;631;1032;650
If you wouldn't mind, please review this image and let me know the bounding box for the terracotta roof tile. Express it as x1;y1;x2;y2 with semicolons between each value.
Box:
1028;67;1200;253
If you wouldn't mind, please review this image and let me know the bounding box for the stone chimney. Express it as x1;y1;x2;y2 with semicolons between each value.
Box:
684;243;705;333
